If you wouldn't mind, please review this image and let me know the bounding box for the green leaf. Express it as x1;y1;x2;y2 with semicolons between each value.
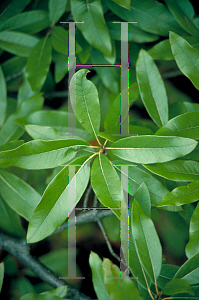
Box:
41;286;67;297
170;32;199;90
0;93;44;146
0;195;25;238
91;153;122;219
20;293;64;300
136;49;168;127
71;0;112;56
102;258;143;300
0;0;32;23
99;125;153;143
106;0;186;36
108;136;197;164
131;200;162;283
0;11;51;34
27;161;90;243
69;69;101;139
49;0;68;25
26;36;52;91
174;252;199;285
165;0;199;37
186;202;199;258
15;110;94;141
132;182;151;217
157;264;179;289
51;26;68;55
159;180;199;207
111;0;130;10
0;169;41;220
89;252;110;300
145;160;199;182
169;101;199;119
0;66;7;127
162;278;194;296
0;139;89;169
156;111;199;139
0;140;24;152
0;262;4;293
76;28;92;64
0;31;39;57
52;52;68;83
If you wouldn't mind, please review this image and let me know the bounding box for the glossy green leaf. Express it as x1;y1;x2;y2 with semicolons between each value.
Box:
0;11;51;34
162;278;194;296
165;0;199;37
132;182;151;217
169;102;199;119
69;69;101;138
91;153;122;219
111;0;130;10
102;258;143;300
0;0;31;23
41;286;67;297
71;0;112;56
0;139;89;169
99;125;153;142
174;252;199;285
0;140;24;152
131;200;162;282
27;161;90;243
26;36;52;91
76;28;92;63
1;56;27;83
186;202;199;258
108;136;197;164
0;195;25;238
0;31;39;57
182;143;199;162
170;32;199;90
156;111;199;139
0;66;7;127
53;52;68;83
20;293;64;300
0;169;41;220
108;21;159;43
0;262;4;292
15;110;94;141
89;252;110;300
104;82;139;130
49;0;68;25
51;26;68;55
159;181;199;208
115;164;169;206
145;160;199;182
157;264;179;289
136;49;168;127
106;0;186;36
0;93;44;146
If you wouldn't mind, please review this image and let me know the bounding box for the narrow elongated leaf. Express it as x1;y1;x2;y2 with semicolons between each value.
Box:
0;66;7;127
111;0;130;10
51;26;68;55
69;69;100;138
0;195;25;237
0;11;51;34
156;111;199;139
174;252;199;285
0;139;89;169
0;93;44;146
0;170;41;220
26;36;52;91
0;140;24;152
162;278;194;296
186;202;199;258
0;263;4;292
106;0;186;36
89;252;110;300
49;0;68;25
170;32;199;90
145;160;199;182
53;52;68;83
0;31;39;57
91;153;122;219
27;161;90;243
136;49;168;127
131;201;162;282
132;182;151;217
0;0;31;23
108;136;197;164
165;0;199;37
157;264;179;289
71;0;112;56
159;180;199;207
41;286;67;297
102;258;143;300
